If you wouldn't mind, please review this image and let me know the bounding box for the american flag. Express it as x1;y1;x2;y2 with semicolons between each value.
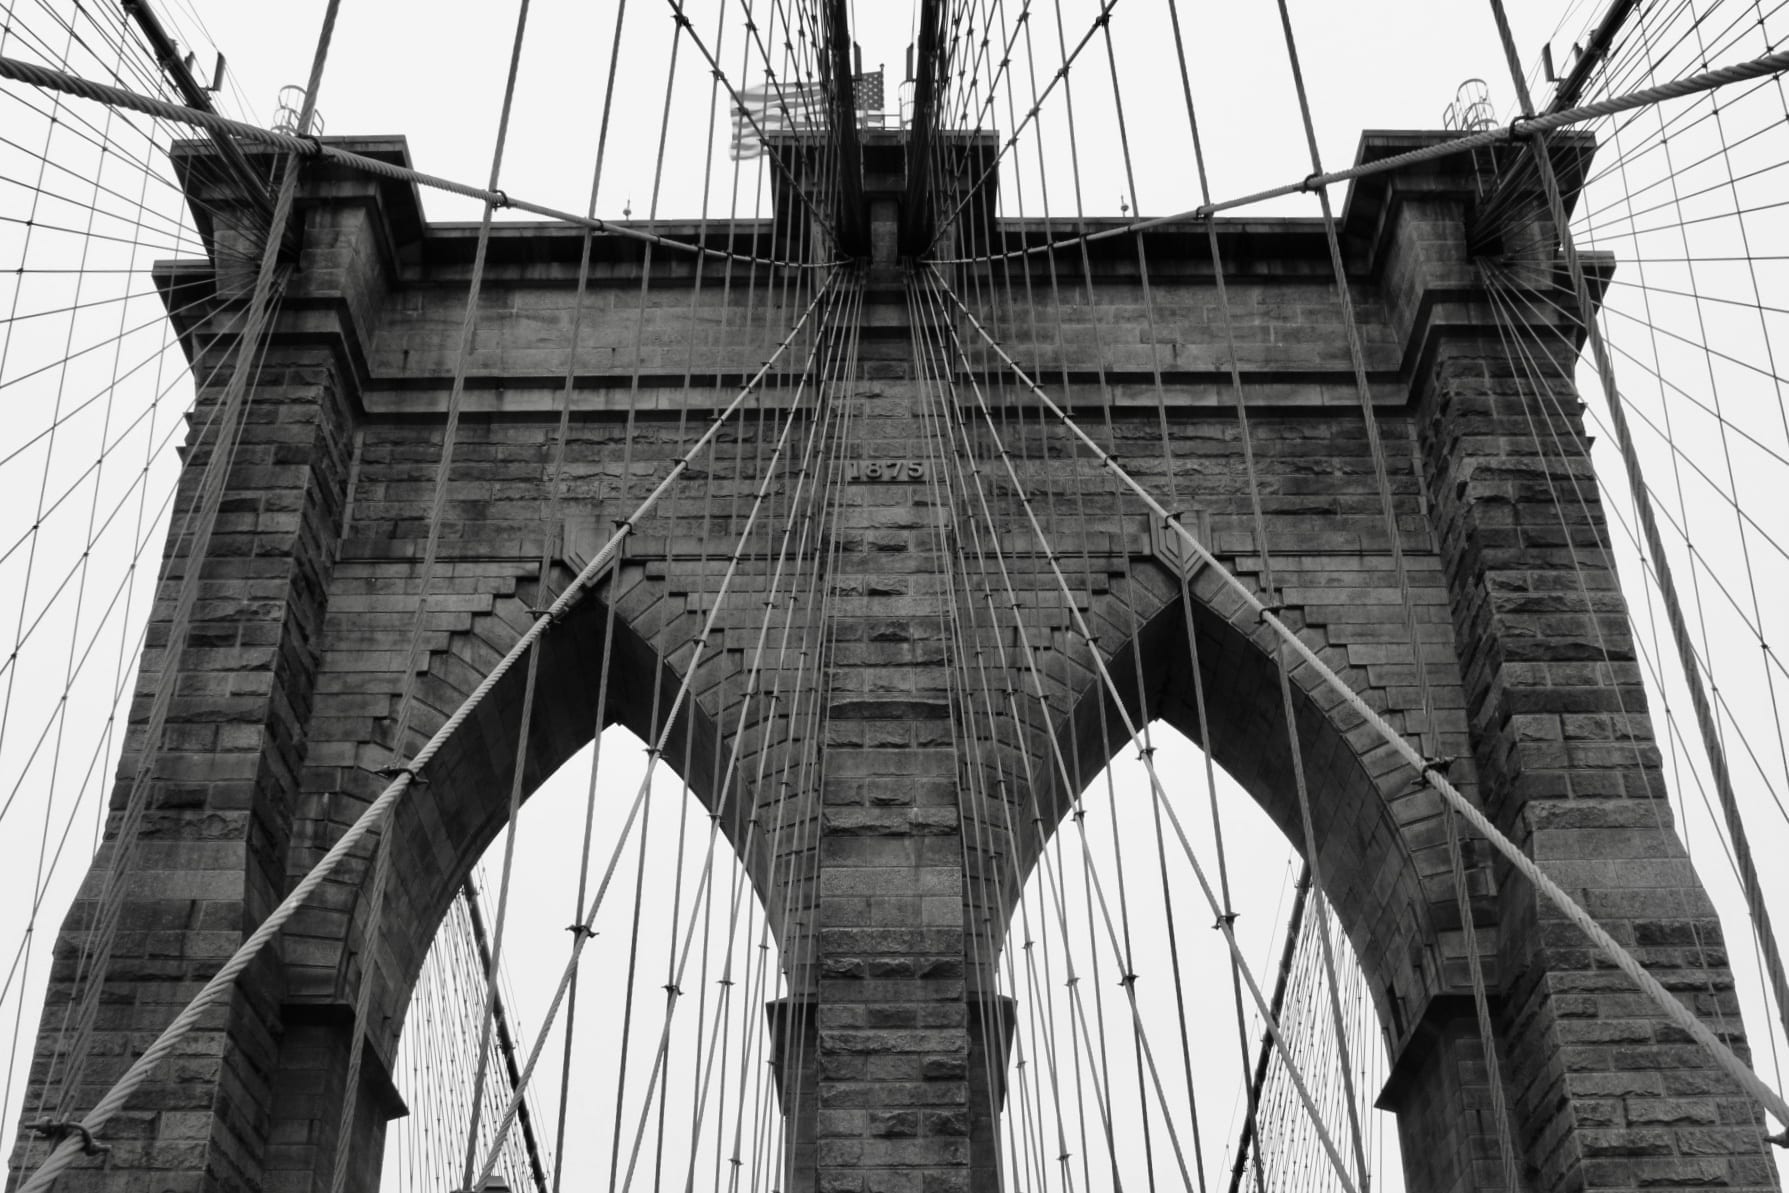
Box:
729;69;885;160
852;68;884;112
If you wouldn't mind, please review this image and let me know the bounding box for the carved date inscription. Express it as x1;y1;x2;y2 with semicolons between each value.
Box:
843;459;928;483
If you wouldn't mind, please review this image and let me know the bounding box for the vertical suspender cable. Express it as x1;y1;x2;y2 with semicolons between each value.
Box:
1486;0;1789;1088
8;269;839;1193
924;261;1789;1138
14;0;343;1184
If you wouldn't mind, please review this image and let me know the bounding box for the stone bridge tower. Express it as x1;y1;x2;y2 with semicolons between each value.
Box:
11;124;1782;1193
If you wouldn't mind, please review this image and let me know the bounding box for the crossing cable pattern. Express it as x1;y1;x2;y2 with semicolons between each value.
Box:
1497;0;1789;1091
913;262;1366;1193
0;0;284;1151
1470;0;1789;1168
925;260;1789;1131
916;8;1408;1185
17;1;337;1172
922;10;1321;1184
4;255;840;1190
7;1;1789;1191
930;0;1789;1187
381;9;861;1177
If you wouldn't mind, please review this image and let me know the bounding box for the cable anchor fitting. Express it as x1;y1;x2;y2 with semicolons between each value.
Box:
527;602;567;626
1213;911;1239;931
33;1120;106;1156
566;923;596;940
1410;755;1457;790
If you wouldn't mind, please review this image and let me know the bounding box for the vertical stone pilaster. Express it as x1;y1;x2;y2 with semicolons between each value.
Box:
800;369;981;1193
7;161;388;1193
1411;279;1776;1190
812;742;971;1193
9;339;361;1193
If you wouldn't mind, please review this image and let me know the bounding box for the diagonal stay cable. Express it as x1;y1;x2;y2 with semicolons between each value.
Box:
0;54;827;271
467;270;856;1193
925;260;1789;1144
665;0;839;245
911;264;1359;1193
931;42;1789;265
7;269;838;1193
21;0;340;1147
607;271;856;1193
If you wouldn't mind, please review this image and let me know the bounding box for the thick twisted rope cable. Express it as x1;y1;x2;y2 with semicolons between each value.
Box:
420;5;550;1183
610;270;860;1190
1156;8;1298;1185
931;42;1789;265
541;5;629;1185
0;54;825;270
18;0;336;1169
1492;0;1789;1145
924;262;1789;1141
1495;0;1789;1070
1273;4;1426;1183
911;265;1352;1193
674;319;857;1189
33;0;321;1122
465;272;856;1193
8;271;836;1193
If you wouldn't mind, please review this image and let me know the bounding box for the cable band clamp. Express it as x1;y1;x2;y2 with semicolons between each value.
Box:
1410;755;1457;790
33;1121;105;1156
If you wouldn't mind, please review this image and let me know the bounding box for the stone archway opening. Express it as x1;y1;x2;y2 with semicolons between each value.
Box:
992;723;1401;1193
379;724;790;1193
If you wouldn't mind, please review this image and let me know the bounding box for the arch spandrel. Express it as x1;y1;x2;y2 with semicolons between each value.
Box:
277;542;811;1052
11;116;1782;1193
963;545;1488;1064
